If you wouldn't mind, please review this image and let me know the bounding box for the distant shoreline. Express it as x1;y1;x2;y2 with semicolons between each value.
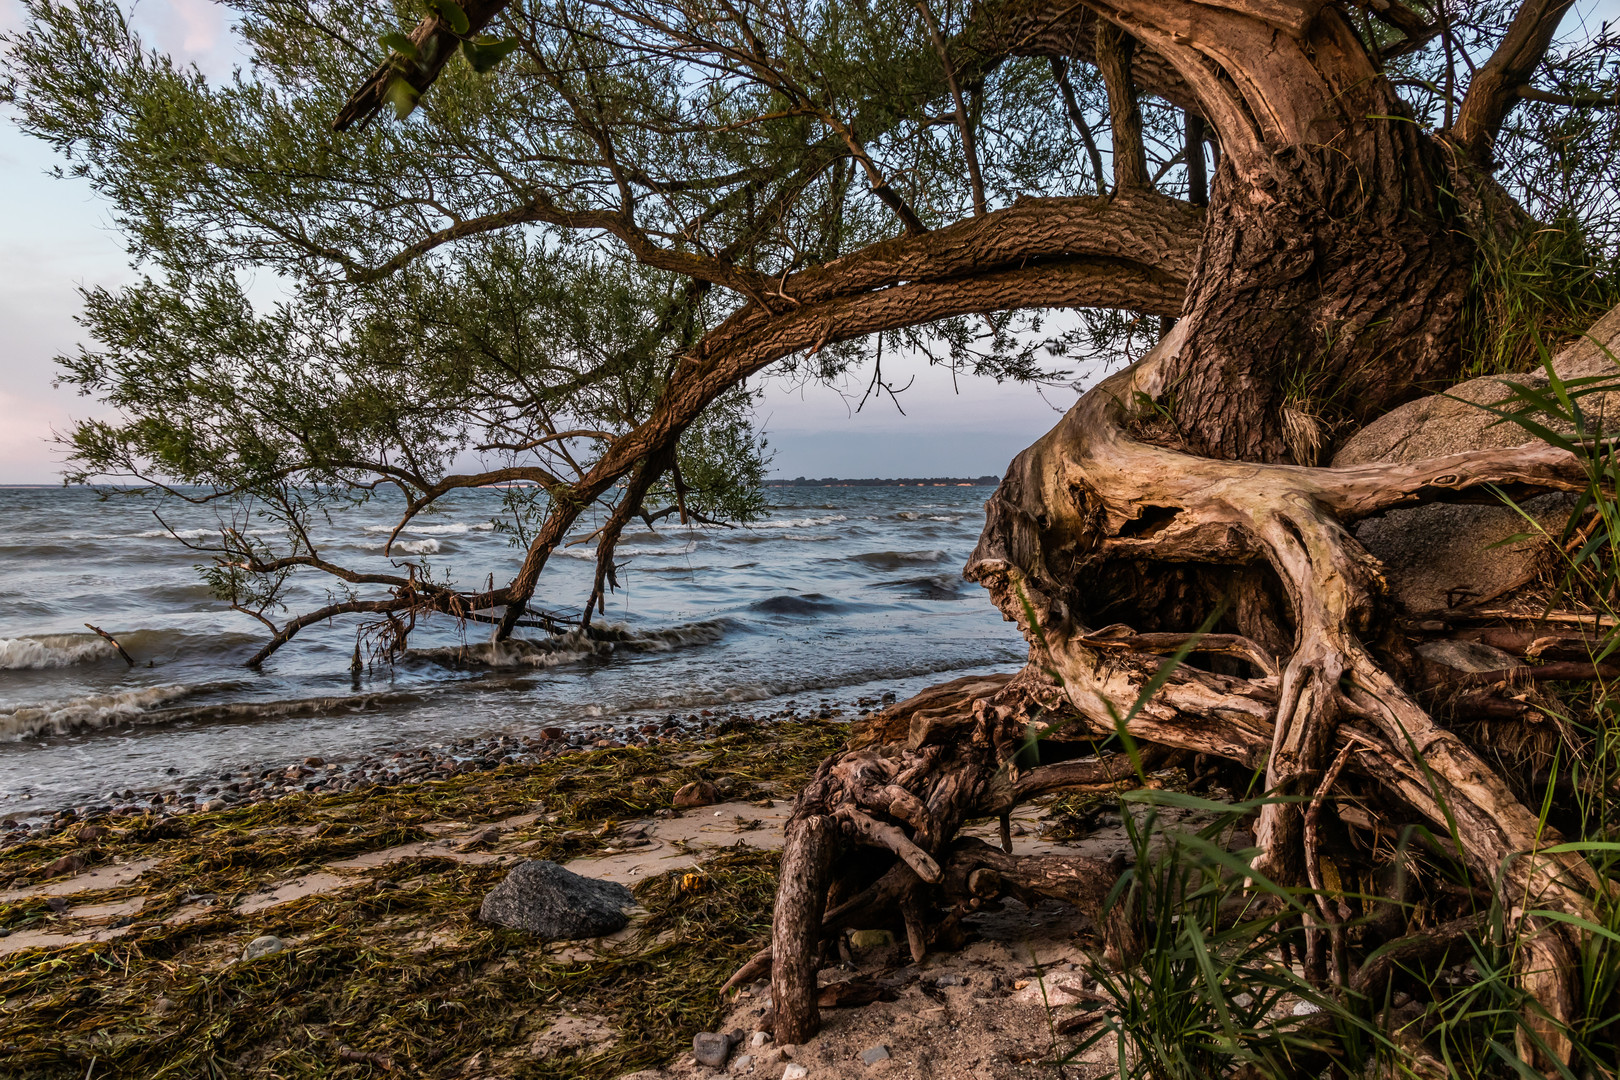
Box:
765;476;999;487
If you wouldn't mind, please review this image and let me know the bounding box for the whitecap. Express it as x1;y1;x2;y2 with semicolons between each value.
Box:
361;522;495;536
0;635;117;670
362;538;442;554
744;514;848;529
558;539;698;560
0;685;194;740
135;528;216;540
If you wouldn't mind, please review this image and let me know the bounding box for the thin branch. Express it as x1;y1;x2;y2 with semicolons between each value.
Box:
1050;57;1108;196
917;1;986;216
1450;0;1577;163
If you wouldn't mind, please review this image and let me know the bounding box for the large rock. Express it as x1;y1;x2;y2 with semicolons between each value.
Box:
1331;305;1620;615
478;860;633;939
1335;304;1620;468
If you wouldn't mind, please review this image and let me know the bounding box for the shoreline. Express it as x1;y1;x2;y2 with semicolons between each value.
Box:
0;681;1141;1080
0;690;895;845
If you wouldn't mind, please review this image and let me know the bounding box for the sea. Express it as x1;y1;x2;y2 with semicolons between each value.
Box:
0;483;1026;817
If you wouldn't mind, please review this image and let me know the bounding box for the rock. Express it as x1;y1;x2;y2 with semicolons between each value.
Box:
304;756;325;766
1417;639;1521;674
861;1044;892;1065
540;726;566;740
731;1053;754;1073
1332;304;1620;614
459;825;502;851
673;781;719;808
782;1066;810;1080
750;1031;771;1048
201;798;228;812
75;824;107;843
41;854;85;878
694;1029;739;1067
243;935;286;961
478;860;633;939
933;973;966;987
847;928;894;951
152;996;177;1015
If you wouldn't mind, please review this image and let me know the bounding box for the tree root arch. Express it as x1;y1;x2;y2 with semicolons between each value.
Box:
745;330;1607;1069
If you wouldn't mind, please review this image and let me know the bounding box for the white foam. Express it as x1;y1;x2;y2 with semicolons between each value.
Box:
362;522;495;536
363;538;442;554
135;528;215;540
0;635;116;670
744;515;848;529
0;685;194;740
558;539;698;560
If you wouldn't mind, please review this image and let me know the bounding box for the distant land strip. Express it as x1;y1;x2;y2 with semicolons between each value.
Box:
765;476;1000;487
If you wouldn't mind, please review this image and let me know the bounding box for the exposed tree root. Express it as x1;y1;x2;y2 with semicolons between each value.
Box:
744;328;1607;1069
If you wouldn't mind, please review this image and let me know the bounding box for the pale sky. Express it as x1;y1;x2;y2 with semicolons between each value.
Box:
1;0;1615;483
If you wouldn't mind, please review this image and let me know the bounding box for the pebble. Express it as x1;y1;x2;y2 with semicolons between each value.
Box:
861;1044;891;1065
0;695;880;843
694;1029;741;1067
750;1031;771;1048
242;935;286;961
782;1066;809;1080
847;929;894;951
674;781;719;808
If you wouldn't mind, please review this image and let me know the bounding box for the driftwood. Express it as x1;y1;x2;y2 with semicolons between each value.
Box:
84;623;135;666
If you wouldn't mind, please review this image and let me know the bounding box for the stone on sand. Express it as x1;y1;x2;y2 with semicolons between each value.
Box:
478;859;633;939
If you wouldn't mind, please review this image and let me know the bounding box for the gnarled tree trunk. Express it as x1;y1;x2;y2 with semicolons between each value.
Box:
750;1;1604;1070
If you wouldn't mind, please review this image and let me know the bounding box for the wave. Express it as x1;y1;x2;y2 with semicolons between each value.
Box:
557;539;698;560
850;549;950;569
750;593;845;616
0;686;423;742
363;538;442;554
0;634;117;669
0;685;196;740
743;515;848;530
413;620;728;669
134;528;216;540
362;522;495;536
600;654;1025;713
878;573;969;600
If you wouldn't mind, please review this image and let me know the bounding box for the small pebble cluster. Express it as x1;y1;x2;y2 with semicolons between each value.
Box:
0;692;896;846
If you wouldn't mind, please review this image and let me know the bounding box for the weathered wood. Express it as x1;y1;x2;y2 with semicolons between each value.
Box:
770;815;837;1044
84;623;135;666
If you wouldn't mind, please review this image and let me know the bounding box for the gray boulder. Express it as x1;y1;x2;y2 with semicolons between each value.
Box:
479;860;633;940
1331;304;1620;615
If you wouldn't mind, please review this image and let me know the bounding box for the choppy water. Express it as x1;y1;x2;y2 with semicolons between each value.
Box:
0;484;1025;814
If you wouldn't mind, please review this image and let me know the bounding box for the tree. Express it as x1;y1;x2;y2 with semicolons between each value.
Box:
4;0;1620;1070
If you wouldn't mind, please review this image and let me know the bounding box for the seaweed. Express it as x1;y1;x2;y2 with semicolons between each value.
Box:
0;720;845;1078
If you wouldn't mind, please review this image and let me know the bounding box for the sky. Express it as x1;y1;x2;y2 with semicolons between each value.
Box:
1;1;1616;484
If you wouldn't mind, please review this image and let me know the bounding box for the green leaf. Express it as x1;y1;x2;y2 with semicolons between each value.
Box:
385;74;421;120
379;33;419;60
463;37;522;74
430;0;471;36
